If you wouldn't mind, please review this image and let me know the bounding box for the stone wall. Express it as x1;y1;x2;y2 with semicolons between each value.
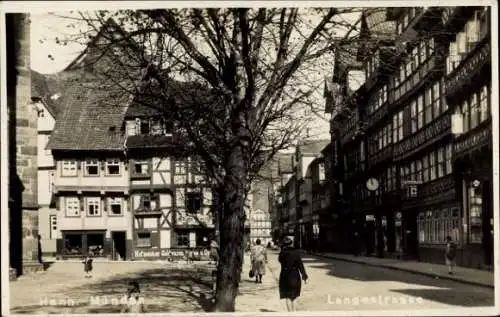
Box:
8;13;40;274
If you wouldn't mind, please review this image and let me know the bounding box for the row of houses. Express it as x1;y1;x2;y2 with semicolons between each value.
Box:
271;6;494;270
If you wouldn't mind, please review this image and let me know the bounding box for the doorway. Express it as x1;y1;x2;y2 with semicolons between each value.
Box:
112;231;126;260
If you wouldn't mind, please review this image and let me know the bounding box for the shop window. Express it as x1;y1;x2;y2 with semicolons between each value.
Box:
84;160;99;176
61;160;77;177
65;197;80;217
177;231;190;247
468;184;482;243
87;233;104;256
136;232;152;247
64;233;83;255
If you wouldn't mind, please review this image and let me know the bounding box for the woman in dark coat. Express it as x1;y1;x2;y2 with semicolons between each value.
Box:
278;236;308;311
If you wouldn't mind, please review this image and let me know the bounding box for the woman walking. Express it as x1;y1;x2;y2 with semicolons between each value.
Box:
278;236;308;311
250;239;267;283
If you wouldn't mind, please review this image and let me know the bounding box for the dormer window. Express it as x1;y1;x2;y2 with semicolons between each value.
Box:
140;119;150;134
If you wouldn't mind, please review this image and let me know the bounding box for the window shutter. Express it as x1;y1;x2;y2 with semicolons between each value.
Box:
77;161;81;170
80;197;85;212
103;198;108;212
55;196;60;210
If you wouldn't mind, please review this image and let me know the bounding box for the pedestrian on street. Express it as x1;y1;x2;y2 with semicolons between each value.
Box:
445;236;457;274
82;255;93;278
250;239;267;283
278;236;308;312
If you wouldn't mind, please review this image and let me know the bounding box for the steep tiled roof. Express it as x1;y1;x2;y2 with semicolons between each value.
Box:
125;75;215;118
297;139;330;155
45;69;131;151
31;70;60;118
125;134;189;150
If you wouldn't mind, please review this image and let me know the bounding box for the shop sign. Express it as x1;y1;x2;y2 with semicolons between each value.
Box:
134;249;160;258
134;248;211;260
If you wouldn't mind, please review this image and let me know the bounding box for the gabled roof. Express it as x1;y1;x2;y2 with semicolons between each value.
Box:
125;73;216;118
31;70;60;118
356;8;396;62
64;17;141;72
45;69;131;151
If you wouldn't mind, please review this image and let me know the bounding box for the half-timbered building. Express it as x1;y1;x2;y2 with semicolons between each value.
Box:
124;85;215;261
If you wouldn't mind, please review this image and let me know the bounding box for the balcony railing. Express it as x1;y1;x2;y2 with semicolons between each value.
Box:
389;54;438;108
453;119;491;159
393;113;451;160
446;37;490;98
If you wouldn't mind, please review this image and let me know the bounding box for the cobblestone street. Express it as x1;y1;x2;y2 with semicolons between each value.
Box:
10;261;214;314
9;252;494;314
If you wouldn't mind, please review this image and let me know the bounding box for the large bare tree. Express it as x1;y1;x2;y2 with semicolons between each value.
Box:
48;7;383;311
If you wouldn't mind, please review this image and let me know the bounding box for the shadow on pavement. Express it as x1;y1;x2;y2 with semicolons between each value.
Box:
390;288;494;307
300;256;494;307
12;266;215;314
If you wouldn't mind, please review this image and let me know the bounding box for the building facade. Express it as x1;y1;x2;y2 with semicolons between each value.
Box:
249;209;272;246
32;70;60;259
328;7;493;269
43;20;216;261
124;98;215;261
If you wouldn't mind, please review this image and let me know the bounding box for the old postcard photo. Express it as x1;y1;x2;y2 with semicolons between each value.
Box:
1;1;498;315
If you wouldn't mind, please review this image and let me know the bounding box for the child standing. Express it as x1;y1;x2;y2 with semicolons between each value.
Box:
445;236;457;274
82;256;93;278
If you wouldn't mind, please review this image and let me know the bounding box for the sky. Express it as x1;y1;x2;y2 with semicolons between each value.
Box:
31;13;88;74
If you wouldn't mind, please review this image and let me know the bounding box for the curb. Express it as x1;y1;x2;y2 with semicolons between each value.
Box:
308;252;494;289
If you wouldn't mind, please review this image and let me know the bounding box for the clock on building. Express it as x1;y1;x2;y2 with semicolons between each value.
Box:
366;177;379;192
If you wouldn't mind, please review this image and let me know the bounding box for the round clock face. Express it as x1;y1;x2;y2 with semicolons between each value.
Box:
366;178;379;191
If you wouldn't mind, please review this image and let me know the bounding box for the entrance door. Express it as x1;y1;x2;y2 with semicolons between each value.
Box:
112;231;126;260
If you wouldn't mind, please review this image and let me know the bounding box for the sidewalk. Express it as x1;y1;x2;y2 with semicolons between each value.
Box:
304;251;494;288
234;253;283;312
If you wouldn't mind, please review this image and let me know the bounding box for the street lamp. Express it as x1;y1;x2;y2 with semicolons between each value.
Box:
366;177;384;258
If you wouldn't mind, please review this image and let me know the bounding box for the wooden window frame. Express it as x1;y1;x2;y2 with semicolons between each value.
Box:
61;160;77;177
65;197;80;217
86;197;101;217
84;160;100;177
106;159;121;176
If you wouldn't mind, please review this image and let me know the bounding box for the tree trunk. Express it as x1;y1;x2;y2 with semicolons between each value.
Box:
214;144;247;312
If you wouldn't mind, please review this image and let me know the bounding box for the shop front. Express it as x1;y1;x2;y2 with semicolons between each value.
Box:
453;136;493;269
59;230;109;259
